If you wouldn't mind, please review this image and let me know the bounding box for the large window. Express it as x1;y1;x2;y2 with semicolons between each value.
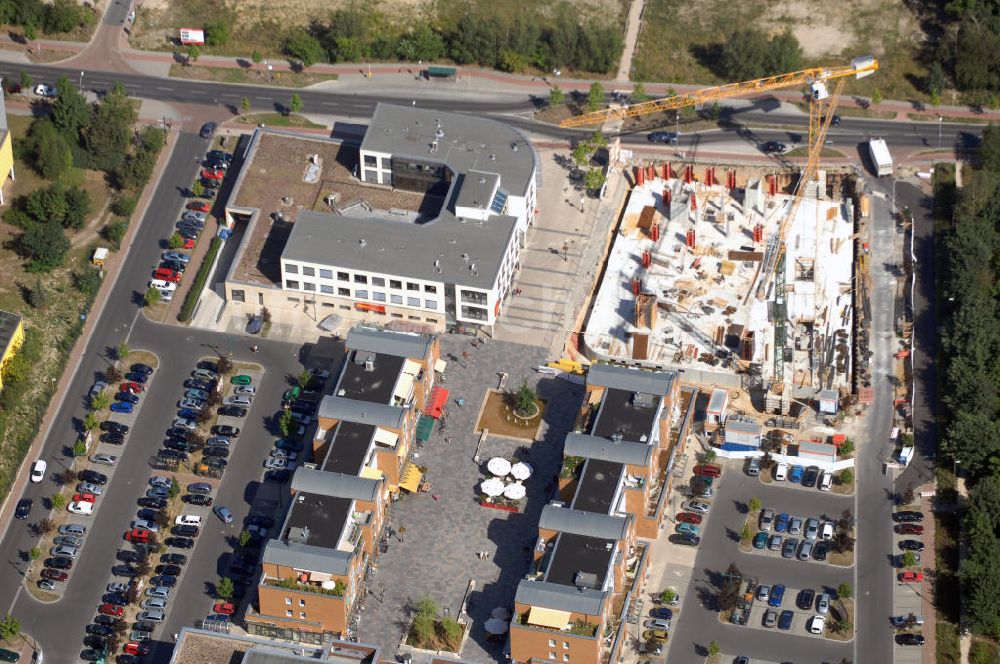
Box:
461;306;487;320
407;297;420;307
356;290;369;300
302;282;315;291
424;285;437;293
320;269;333;279
364;155;377;166
302;266;315;277
424;299;437;309
337;272;349;281
338;287;350;296
390;294;403;304
354;274;368;284
320;285;333;294
285;264;298;274
231;290;245;302
461;290;488;305
373;292;386;302
371;277;385;287
285;280;300;290
390;280;402;289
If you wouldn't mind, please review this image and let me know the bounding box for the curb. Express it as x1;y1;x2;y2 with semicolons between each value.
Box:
0;129;181;538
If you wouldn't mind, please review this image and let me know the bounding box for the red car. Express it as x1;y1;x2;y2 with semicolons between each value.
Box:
180;238;196;250
676;512;703;525
99;603;124;616
187;201;211;212
153;267;181;283
894;524;924;535
40;569;68;582
200;168;224;180
125;529;152;544
692;464;722;478
213;601;235;615
898;571;924;583
72;492;97;503
124;642;150;655
120;381;144;395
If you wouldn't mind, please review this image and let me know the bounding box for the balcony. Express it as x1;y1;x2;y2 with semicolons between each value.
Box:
646;388;696;517
263;575;346;598
514;612;598;637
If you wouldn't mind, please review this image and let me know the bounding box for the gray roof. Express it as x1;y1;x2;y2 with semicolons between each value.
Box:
245;649;320;664
707;388;728;413
361;103;535;198
319;396;406;429
564;432;653;466
798;440;837;456
455;171;500;212
345;326;434;360
818;389;839;401
588;363;676;395
263;539;351;575
539;505;629;541
282;208;517;289
725;418;762;435
291;467;381;503
514;579;606;615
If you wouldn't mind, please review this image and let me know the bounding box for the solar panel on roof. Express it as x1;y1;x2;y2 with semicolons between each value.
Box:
490;191;508;214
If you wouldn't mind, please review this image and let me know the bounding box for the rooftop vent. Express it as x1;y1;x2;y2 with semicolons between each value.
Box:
287;526;310;544
632;392;656;408
574;572;598;589
490;154;496;161
364;357;375;372
359;239;367;248
611;432;623;444
511;142;518;151
478;176;486;184
461;253;469;262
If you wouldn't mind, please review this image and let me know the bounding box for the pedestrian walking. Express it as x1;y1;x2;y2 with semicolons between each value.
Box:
432;494;440;501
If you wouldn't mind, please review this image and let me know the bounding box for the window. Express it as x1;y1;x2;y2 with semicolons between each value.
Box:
408;316;420;320
461;290;488;305
562;655;569;662
563;642;569;649
339;305;350;310
322;302;335;308
380;157;390;169
299;612;306;619
390;294;403;304
373;292;386;302
337;272;349;281
285;264;298;274
424;299;437;309
547;654;555;661
231;289;245;302
364;155;377;166
407;282;420;291
299;599;306;606
338;287;350;296
356;290;369;300
426;318;437;324
285;598;292;605
286;610;293;617
302;266;315;277
285;280;300;290
390;280;402;289
548;640;556;648
320;269;333;279
363;170;378;183
461;306;487;320
424;284;437;293
258;292;264;305
302;282;315;291
372;277;385;287
354;274;368;284
407;297;420;307
392;313;403;318
287;297;300;303
321;284;333;294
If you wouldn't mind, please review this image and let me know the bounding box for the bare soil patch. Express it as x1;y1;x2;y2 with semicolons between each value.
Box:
474;390;545;441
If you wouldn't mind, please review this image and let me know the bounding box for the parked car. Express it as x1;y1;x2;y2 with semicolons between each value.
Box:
669;533;700;546
166;536;194;549
172;524;199;537
230;375;252;386
182;210;207;222
797;540;814;560
205;446;230;459
212;424;240;437
760;508;775;532
60;523;86;536
201;168;224;180
893;511;924;523
160;553;187;565
768;584;786;607
218;405;247;418
674;523;699;536
175;514;203;527
804;517;820;540
207;150;232;163
100;431;125;445
693;464;721;478
676;512;702;525
896;633;925;646
895;524;924;535
90;454;118;466
812;541;830;561
756;585;771;602
179;398;205;410
184;494;213;507
899;540;924;551
99;603;124;617
77;482;103;495
214;505;234;523
802;466;820;487
67;501;94;515
819;471;834;491
682;500;710;514
41;568;68;582
797;588;815;610
199;122;217;139
789;465;804;483
111;564;138;578
110;401;134;414
138;497;167;510
753;532;768;549
34;83;57;98
227;395;252;407
807;615;825;634
14;499;31;520
774;463;789;481
782;537;798;558
192;368;217;381
30;460;46;483
775;512;790;533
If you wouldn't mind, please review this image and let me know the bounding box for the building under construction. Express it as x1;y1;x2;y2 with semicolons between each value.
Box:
582;163;861;413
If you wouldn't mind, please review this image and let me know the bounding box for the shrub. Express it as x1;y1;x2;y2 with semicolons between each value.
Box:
72;440;86;456
83;412;98;430
839;469;854;485
111;196;136;217
50;492;66;509
837;582;852;599
178;236;221;321
440;616;462;642
216;576;234;599
73;269;102;297
102;220;128;250
144;287;161;306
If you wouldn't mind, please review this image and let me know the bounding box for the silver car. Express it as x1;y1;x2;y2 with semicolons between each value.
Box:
76;482;103;495
805;517;820;540
760;508;775;532
90;454;118;466
816;593;830;614
788;517;803;536
797;540;814;560
227;395;252;407
145;587;170;599
182;211;207;222
53;535;83;548
50;545;78;559
59;523;86;536
141;597;167;610
644;618;671;630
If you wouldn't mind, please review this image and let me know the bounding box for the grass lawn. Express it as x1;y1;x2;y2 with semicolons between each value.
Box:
168;64;338;88
785;147;846;159
236;113;326;129
906;112;990;125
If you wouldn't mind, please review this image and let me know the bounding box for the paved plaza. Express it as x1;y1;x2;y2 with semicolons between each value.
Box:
356;336;582;662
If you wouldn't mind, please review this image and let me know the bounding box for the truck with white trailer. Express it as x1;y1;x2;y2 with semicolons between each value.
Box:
868;138;893;177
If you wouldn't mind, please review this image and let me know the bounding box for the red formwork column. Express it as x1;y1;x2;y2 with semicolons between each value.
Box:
666;162;674;179
686;229;696;248
651;223;660;242
660;163;669;180
753;224;763;244
637;166;645;186
632;279;642;295
663;189;672;206
683;165;693;184
727;170;737;191
767;174;777;196
690;193;698;211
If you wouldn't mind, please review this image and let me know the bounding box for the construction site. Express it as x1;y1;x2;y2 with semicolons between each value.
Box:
580;163;868;415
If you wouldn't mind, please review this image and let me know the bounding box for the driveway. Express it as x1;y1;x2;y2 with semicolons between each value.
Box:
666;460;854;664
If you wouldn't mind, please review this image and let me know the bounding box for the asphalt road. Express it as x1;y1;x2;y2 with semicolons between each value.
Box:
0;62;983;156
667;463;853;664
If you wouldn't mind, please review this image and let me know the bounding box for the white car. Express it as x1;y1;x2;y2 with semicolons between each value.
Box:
234;385;256;396
67;501;94;515
227;395;252;407
807;615;825;634
149;476;172;488
774;462;789;481
264;457;287;470
34;84;56;98
50;545;78;559
819;471;833;491
821;522;835;541
90;454;118;466
175;514;203;527
149;279;177;292
270;449;297;462
30;460;46;483
130;519;159;532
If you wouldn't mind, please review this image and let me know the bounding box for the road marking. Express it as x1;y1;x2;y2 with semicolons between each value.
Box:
7;583;21;614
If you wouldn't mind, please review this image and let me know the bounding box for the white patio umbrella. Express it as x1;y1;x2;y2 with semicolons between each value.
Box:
503;482;526;500
487;457;512;476
480;478;505;497
485;617;509;635
510;461;533;481
491;607;511;621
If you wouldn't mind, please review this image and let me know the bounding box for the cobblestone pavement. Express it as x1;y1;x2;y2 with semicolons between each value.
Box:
356;336;581;662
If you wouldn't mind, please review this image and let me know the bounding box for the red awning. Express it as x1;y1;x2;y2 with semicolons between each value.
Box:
424;386;450;418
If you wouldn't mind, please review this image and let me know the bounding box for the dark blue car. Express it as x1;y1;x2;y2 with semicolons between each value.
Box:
116;391;139;404
775;512;790;533
178;408;200;420
110;401;134;414
768;584;785;607
650;607;673;620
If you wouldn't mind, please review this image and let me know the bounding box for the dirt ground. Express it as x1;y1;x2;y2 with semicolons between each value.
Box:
474;391;545;441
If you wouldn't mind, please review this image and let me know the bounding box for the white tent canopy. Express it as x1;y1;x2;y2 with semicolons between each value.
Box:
485;617;509;634
487;457;511;477
480;478;505;497
510;461;533;480
503;482;526;500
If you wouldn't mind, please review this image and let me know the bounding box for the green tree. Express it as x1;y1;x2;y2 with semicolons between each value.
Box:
748;496;762;513
717;28;801;80
499;49;527;73
26;276;47;308
289;93;303;114
297;369;312;389
72;440;86;456
37;518;54;535
630;82;650;103
116;341;129;362
50;492;66;509
708;641;720;657
837;582;852;599
216;577;234;600
252;50;262;71
111;196;137;217
82;84;136;173
62;186;91;230
144;286;161;307
19;70;33;92
186;44;201;65
586;81;604;112
871;88;883;106
279;410;295;437
572;142;591;168
44;0;86;33
27;548;40;561
702;448;717;464
415;595;438;617
840;438;855;454
102;220;128;249
659;588;676;604
585;168;605;192
18;221;69;272
28;121;73;180
241;97;250;113
740;522;752;543
217;355;233;374
169;477;180;499
203;19;229;46
191;180;205;198
440;615;462;642
509;381;537;416
90;390;111;411
239;530;252;547
51;74;90;137
283;29;325;68
83;412;99;431
901;551;918;567
839;469;854;485
411;613;435;645
549;86;565;106
23;23;37;47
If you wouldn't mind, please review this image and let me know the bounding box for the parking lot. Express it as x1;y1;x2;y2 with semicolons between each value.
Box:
664;459;855;664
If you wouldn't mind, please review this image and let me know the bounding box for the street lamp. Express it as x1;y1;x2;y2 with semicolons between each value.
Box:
891;178;897;216
79;70;84;91
938;116;943;151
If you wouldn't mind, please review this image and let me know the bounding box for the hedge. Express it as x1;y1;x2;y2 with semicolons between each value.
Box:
178;235;222;322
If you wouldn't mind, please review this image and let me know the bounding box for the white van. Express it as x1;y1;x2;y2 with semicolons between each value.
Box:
175;514;203;527
821;522;835;541
149;279;177;292
774;462;789;481
819;471;833;492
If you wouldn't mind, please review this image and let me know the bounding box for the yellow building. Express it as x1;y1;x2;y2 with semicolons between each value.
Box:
0;310;24;392
0;80;13;205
